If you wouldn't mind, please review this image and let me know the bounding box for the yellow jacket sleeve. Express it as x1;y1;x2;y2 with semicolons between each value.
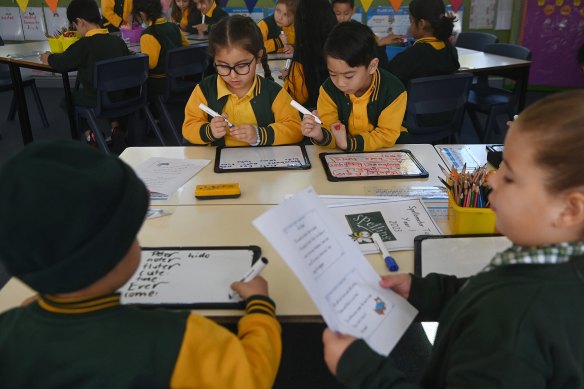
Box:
101;0;132;28
257;20;280;54
260;88;303;146
313;85;339;149
283;62;309;106
356;90;407;151
170;297;282;389
181;31;188;46
140;33;161;70
182;85;212;144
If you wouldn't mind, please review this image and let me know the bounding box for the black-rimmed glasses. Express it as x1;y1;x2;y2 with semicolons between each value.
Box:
214;58;256;76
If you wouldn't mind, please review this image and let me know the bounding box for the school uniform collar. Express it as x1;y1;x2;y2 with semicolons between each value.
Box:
348;68;380;102
205;2;217;17
216;74;260;100
149;17;167;26
84;28;109;37
414;36;445;50
38;293;121;314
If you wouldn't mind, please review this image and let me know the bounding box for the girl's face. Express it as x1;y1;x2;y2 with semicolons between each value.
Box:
175;0;190;11
333;3;354;23
274;3;293;28
196;0;212;14
488;125;568;247
214;46;259;97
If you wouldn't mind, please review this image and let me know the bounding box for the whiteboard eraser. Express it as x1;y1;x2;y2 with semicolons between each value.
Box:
195;183;241;199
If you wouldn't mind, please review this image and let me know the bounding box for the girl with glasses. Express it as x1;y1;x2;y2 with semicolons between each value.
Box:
182;15;303;147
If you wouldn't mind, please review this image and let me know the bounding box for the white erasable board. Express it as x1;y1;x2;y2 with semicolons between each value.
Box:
420;236;512;277
0;7;24;41
119;248;256;305
43;7;68;37
21;7;47;41
218;145;308;170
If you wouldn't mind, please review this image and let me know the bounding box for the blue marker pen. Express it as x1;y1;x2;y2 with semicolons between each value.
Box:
372;233;399;272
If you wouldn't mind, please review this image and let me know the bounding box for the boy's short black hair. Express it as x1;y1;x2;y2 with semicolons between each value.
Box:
66;0;102;25
324;21;377;68
331;0;355;7
577;42;584;65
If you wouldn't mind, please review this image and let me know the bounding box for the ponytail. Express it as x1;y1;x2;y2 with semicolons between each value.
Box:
409;0;456;42
432;14;456;42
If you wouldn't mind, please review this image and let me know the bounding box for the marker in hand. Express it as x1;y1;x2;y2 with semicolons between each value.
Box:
229;257;269;299
371;233;399;272
198;103;234;128
290;100;322;124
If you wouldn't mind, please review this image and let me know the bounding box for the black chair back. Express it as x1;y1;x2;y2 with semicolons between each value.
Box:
404;73;473;143
455;32;498;51
165;45;208;100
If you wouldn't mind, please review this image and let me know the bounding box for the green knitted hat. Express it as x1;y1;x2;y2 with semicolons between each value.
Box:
0;140;148;294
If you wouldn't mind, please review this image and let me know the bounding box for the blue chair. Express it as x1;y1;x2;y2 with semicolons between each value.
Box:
76;54;166;154
466;43;532;142
156;45;208;144
403;73;473;144
455;32;498;51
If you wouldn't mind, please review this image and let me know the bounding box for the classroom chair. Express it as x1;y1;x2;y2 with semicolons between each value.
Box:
156;45;208;144
403;73;473;144
455;32;499;52
76;54;166;154
466;43;532;143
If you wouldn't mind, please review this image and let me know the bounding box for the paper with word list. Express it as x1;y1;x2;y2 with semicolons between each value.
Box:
253;187;417;355
133;157;209;199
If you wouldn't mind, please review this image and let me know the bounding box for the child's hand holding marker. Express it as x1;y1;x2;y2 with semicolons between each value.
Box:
229;257;269;299
294;100;324;142
199;103;234;139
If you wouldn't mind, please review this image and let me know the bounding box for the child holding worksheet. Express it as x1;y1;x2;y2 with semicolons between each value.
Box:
0;140;281;388
182;15;302;146
301;21;409;152
323;90;584;387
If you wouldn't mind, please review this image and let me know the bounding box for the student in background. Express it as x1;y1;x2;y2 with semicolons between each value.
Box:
332;0;354;23
189;0;228;35
132;0;188;97
301;22;408;152
101;0;133;32
170;0;197;32
323;90;584;387
183;15;302;146
257;0;297;54
0;140;282;388
385;0;459;86
40;0;130;150
283;0;336;108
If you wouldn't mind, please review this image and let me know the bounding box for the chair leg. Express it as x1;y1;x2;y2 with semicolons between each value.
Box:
7;93;17;121
157;96;181;145
467;109;485;142
85;112;111;154
30;83;50;128
483;107;501;143
143;105;167;146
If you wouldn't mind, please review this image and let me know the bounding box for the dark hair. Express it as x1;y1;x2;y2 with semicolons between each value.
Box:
516;90;584;194
331;0;354;7
409;0;456;42
66;0;102;25
132;0;163;23
324;21;377;68
290;0;337;107
208;15;272;81
170;0;197;25
577;42;584;65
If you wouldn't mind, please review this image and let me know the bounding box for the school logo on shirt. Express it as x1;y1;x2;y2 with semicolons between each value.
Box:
345;212;396;244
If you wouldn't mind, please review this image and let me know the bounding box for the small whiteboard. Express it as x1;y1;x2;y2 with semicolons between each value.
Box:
215;145;311;172
320;150;428;181
119;246;261;308
414;235;511;277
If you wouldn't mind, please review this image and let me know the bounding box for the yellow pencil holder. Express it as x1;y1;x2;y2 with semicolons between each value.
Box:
61;33;81;51
48;37;63;53
447;190;496;234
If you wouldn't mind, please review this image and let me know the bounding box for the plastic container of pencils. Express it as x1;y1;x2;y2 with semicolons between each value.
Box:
447;190;496;234
48;37;63;53
61;32;81;51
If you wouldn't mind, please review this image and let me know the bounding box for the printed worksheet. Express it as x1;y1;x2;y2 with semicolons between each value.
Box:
254;187;417;355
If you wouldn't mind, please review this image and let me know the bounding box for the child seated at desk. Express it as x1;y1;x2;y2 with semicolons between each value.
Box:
322;90;584;388
301;21;409;152
188;0;228;35
332;0;355;23
40;0;130;148
183;15;302;147
170;0;197;32
385;0;459;86
0;140;282;388
257;0;297;54
132;0;188;97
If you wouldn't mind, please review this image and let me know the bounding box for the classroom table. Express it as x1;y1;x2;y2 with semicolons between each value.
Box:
119;144;447;206
0;41;77;144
